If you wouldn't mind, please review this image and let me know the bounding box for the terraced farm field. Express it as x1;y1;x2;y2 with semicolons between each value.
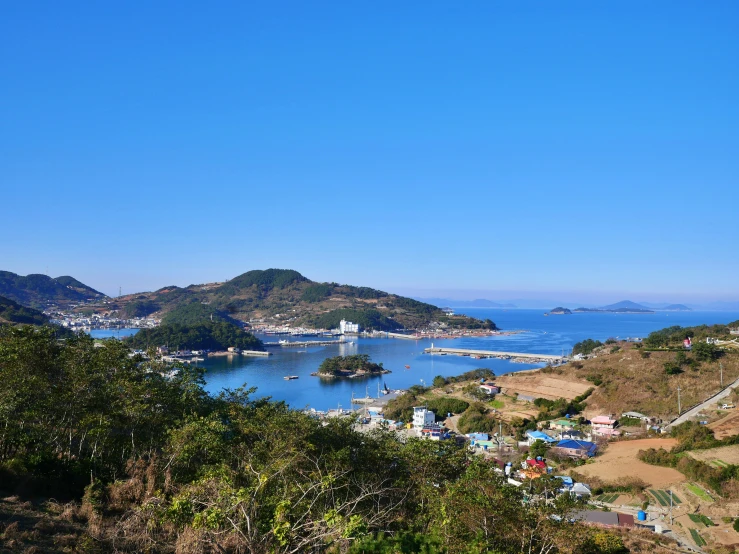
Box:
690;528;706;547
594;493;620;503
649;489;681;506
688;444;739;465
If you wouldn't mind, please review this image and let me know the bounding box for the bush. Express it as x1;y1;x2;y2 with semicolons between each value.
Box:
426;398;469;418
664;362;682;375
734;519;739;533
432;375;448;388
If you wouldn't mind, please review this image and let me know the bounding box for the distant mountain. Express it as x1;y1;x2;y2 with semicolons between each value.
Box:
0;271;106;309
415;298;517;309
598;300;651;311
118;269;497;332
0;295;49;325
660;304;691;312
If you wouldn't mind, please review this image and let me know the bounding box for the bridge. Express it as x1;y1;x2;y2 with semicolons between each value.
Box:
423;347;564;364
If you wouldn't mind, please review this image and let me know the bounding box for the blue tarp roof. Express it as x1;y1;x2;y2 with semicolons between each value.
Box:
556;440;598;455
526;430;557;443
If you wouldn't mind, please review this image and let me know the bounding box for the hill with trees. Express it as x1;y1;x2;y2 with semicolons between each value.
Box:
126;320;264;352
0;270;105;308
0;326;628;553
0;295;49;325
110;268;497;332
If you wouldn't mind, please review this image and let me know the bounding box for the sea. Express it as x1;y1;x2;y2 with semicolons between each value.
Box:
90;309;739;411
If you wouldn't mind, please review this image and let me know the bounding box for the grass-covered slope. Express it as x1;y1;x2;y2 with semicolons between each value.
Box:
558;322;739;419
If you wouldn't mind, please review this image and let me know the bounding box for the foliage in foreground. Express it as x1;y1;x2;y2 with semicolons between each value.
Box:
0;326;627;553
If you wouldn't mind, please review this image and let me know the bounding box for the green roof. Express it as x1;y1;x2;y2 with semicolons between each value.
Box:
552;419;577;427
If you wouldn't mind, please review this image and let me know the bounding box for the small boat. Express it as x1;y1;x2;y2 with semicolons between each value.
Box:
284;375;299;380
404;365;411;369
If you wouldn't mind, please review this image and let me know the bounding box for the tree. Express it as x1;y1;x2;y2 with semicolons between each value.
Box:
432;375;448;388
529;439;549;459
693;341;720;362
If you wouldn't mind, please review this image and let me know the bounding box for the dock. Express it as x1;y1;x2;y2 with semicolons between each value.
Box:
264;340;350;348
423;347;563;364
242;350;272;357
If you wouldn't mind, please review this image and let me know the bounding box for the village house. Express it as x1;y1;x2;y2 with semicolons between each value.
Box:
525;430;557;446
590;415;620;437
552;439;598;459
549;418;578;431
478;383;500;396
412;406;435;429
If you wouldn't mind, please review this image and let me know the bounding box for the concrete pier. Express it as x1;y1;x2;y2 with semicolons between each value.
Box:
423;347;563;364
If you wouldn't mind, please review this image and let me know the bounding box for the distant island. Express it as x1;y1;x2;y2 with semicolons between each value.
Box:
314;354;390;378
548;307;572;315
574;300;655;314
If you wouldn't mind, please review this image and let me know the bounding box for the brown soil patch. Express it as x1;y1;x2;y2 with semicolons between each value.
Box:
708;410;739;439
576;438;684;488
688;444;739;465
495;373;592;401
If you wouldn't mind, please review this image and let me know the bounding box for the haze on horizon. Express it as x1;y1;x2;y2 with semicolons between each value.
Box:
2;2;738;303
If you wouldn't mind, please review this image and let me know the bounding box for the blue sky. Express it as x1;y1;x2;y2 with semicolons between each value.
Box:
2;2;738;302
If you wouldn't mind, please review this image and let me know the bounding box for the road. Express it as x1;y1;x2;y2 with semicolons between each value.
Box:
665;375;739;431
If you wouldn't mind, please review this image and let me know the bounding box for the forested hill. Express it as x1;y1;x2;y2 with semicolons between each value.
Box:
114;269;498;331
0;295;49;325
0;270;106;308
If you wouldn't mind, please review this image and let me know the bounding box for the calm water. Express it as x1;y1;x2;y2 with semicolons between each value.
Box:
90;309;739;411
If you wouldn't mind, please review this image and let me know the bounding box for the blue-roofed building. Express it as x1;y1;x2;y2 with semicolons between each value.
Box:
553;439;598;458
555;475;574;488
526;430;557;446
466;432;490;442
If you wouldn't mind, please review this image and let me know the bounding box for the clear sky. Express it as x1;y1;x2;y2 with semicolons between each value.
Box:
2;2;738;302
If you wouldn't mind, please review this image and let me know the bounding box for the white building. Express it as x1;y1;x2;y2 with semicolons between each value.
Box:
339;319;360;334
413;406;435;429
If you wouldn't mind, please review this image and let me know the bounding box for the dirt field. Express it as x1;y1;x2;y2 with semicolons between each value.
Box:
576;438;685;488
688;444;739;465
708;410;739;439
495;372;592;401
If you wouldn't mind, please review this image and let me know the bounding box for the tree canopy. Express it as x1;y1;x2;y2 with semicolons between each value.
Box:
126;321;264;351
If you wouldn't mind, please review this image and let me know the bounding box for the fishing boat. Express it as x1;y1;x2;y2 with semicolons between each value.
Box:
404;365;411;369
283;375;299;380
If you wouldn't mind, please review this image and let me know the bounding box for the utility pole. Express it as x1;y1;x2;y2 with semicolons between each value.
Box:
720;362;724;388
677;386;682;415
669;490;674;525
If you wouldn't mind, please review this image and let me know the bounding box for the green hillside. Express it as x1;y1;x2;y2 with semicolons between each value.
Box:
116;269;497;331
126;320;264;351
0;295;48;325
0;270;105;308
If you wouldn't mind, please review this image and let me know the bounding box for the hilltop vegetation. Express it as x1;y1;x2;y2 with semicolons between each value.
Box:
0;270;105;308
126;320;264;351
0;295;48;325
0;326;627;554
108;268;496;331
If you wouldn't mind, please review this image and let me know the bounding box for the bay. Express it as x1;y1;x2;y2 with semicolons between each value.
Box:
90;309;739;411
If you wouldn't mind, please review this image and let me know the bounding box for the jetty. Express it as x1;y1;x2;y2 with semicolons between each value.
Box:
423;347;563;364
242;350;272;357
264;339;350;348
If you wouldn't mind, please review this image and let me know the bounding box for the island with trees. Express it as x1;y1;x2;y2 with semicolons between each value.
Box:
314;354;390;378
126;320;264;352
548;307;572;315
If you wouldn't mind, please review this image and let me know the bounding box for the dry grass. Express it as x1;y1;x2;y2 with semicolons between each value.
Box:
558;343;739;419
575;438;685;488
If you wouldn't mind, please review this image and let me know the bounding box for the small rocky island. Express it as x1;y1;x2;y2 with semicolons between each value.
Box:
313;354;391;378
548;307;572;315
